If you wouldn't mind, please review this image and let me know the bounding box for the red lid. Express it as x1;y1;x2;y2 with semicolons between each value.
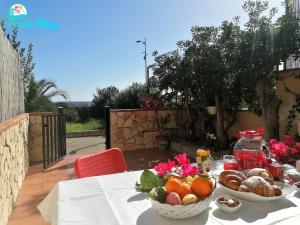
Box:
239;130;261;137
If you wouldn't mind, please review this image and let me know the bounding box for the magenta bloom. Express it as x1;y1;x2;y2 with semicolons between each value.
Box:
181;164;199;177
175;153;190;166
269;139;289;156
154;162;169;176
289;147;298;155
154;153;199;177
154;160;176;176
167;160;176;170
257;127;265;136
283;135;293;147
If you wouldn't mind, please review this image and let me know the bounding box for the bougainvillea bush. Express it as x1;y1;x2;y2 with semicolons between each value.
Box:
269;136;300;163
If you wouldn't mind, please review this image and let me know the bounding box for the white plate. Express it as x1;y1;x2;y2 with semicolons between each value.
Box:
294;182;300;192
219;182;295;201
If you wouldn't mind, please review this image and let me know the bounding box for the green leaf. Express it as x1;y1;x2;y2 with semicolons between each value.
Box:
139;170;160;193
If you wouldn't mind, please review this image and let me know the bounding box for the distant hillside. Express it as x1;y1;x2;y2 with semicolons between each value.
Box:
55;101;92;107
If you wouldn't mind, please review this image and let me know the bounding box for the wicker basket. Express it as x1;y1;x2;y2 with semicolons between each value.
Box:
150;194;213;219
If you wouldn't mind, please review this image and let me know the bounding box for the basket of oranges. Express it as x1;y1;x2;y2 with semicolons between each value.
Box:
135;153;215;219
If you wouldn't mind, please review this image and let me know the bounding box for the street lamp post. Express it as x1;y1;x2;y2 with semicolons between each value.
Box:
136;38;149;93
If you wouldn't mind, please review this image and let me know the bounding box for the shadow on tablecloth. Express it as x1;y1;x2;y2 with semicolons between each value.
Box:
127;193;147;202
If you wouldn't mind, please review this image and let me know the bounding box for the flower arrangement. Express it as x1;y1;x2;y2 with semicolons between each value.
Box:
269;137;299;163
154;153;199;177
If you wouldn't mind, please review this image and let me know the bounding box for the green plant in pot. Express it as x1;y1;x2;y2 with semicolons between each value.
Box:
206;97;216;116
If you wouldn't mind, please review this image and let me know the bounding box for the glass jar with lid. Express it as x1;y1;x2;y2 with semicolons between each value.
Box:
233;130;271;170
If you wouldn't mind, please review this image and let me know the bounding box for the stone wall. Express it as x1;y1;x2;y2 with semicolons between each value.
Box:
0;114;29;225
110;109;190;151
0;29;25;122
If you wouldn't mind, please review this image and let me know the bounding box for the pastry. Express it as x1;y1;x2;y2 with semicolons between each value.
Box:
238;176;275;197
247;168;274;185
219;170;247;190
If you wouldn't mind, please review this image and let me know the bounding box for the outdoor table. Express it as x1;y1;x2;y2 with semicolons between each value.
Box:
38;166;300;225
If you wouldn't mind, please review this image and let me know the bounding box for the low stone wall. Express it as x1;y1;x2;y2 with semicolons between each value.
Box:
110;109;190;151
0;114;29;225
66;129;104;138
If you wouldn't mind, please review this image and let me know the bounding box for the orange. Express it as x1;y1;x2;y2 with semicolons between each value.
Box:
164;178;183;194
191;177;213;198
178;183;192;199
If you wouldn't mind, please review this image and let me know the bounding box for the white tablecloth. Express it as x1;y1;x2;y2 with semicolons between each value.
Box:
38;170;300;225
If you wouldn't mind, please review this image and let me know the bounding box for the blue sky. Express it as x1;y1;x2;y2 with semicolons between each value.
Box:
0;0;284;101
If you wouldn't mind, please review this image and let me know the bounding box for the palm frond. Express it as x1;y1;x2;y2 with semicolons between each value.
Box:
45;89;69;100
37;79;58;95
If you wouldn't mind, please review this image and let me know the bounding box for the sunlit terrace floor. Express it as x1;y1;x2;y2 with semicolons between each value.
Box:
7;148;175;225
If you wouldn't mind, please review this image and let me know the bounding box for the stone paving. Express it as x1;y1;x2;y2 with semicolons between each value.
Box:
67;136;106;155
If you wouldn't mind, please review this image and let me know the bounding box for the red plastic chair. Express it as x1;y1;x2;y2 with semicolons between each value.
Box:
74;148;128;178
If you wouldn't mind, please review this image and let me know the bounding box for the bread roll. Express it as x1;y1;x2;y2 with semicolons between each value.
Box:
219;170;246;190
227;180;240;191
237;184;249;192
239;176;274;197
247;168;274;184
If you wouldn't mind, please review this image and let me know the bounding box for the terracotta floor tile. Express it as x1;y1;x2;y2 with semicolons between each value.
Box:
8;149;174;225
8;214;42;225
10;205;41;220
20;183;45;195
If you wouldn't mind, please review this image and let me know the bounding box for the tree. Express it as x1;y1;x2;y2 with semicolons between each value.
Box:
178;23;246;147
25;78;69;112
240;0;300;139
6;26;35;94
151;50;195;108
76;106;91;123
114;83;146;109
0;19;5;33
90;86;119;118
152;22;246;147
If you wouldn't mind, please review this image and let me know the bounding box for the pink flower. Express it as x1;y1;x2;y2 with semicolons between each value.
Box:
278;146;288;156
283;135;293;147
175;153;190;166
154;163;169;176
257;127;265;136
181;164;199;176
269;139;290;157
269;139;277;148
289;147;298;155
167;160;176;170
154;160;176;176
